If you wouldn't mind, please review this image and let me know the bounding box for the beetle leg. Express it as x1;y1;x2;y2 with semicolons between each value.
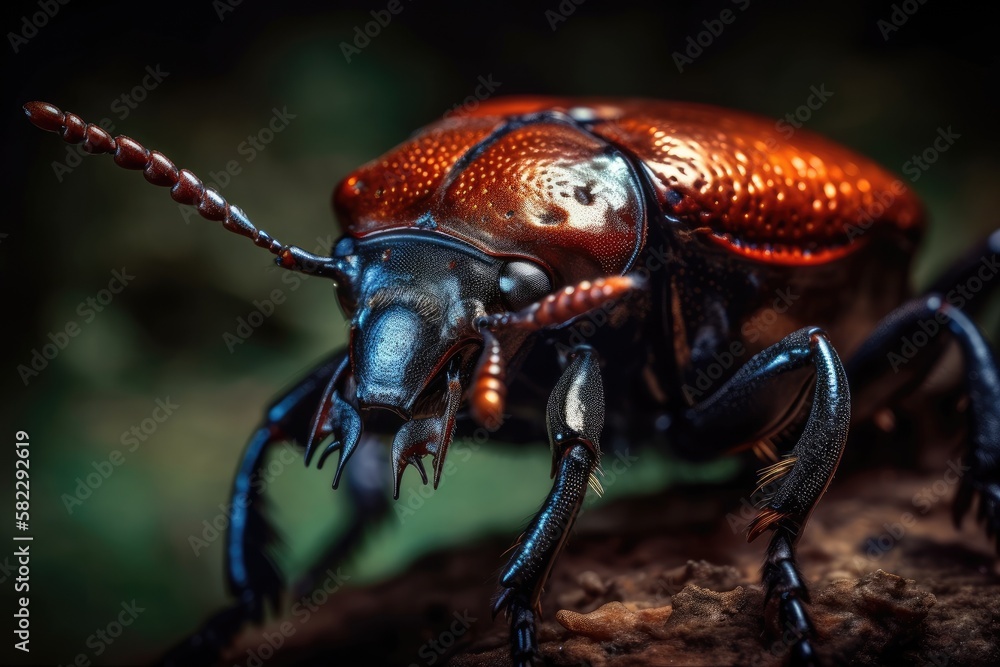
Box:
923;230;1000;319
227;354;353;610
160;350;357;666
493;346;604;667
292;435;390;597
680;327;851;667
846;295;1000;551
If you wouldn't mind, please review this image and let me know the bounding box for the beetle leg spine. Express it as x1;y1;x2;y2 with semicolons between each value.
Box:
588;472;605;497
747;507;794;542
754;455;798;496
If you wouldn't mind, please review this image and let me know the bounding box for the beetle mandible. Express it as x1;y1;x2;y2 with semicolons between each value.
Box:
23;97;1000;667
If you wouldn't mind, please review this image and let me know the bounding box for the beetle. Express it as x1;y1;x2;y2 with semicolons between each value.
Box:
23;97;1000;667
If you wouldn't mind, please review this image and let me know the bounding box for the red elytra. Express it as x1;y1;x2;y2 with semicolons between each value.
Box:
334;97;925;281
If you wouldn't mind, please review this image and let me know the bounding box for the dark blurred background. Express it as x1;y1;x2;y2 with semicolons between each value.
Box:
1;0;997;663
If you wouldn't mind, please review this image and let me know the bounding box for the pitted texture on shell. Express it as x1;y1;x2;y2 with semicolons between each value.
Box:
336;97;923;272
335;119;645;284
587;101;924;263
334;116;498;232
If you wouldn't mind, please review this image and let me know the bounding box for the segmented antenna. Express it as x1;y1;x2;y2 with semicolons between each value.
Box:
23;101;344;278
486;275;639;332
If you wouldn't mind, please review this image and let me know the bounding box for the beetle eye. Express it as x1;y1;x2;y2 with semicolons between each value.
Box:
499;261;552;310
333;236;355;257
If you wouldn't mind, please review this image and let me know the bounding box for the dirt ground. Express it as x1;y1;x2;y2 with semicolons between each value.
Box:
225;439;1000;667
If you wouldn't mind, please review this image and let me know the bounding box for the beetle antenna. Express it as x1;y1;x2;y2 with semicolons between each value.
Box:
486;275;641;332
23;101;351;281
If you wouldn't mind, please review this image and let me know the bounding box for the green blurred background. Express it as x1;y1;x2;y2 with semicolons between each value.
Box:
1;0;998;663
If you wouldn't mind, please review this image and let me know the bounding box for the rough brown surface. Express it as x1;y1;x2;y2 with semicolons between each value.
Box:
226;457;1000;667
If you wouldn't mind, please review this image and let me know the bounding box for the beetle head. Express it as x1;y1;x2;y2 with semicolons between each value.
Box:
334;230;560;409
324;231;562;493
335;233;492;417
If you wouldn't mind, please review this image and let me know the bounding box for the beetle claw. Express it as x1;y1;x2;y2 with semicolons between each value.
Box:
953;464;1000;553
304;372;364;491
304;421;329;468
490;587;540;665
491;586;514;620
304;358;351;466
432;371;462;489
413;456;429;485
390;424;435;500
330;395;363;489
316;441;340;470
388;371;463;499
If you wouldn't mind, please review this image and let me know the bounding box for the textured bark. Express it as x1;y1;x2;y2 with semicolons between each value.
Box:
227;453;1000;667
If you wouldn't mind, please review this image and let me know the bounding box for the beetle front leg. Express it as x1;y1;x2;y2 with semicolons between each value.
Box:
493;346;604;667
160;350;366;666
679;327;851;667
